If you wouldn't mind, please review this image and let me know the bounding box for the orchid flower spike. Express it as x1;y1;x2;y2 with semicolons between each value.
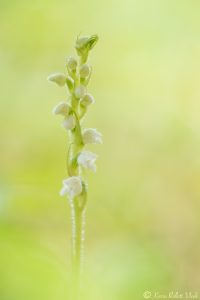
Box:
48;34;101;299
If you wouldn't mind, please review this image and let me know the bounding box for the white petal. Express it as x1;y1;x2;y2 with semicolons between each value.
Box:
47;73;66;87
52;102;70;116
81;94;95;107
66;56;77;71
88;160;97;172
62;115;76;130
60;186;68;196
80;64;90;78
82;128;103;144
74;85;86;99
61;176;83;199
78;150;98;172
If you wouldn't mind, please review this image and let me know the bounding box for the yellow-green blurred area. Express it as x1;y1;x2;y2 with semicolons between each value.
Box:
1;0;200;299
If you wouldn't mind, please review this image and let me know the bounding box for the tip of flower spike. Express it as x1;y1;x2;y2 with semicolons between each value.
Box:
75;34;99;60
88;34;99;49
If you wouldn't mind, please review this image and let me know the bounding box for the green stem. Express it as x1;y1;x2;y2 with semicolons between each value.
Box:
68;51;89;299
70;198;85;300
68;106;85;300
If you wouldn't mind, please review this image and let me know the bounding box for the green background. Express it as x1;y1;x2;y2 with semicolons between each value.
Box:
0;0;200;299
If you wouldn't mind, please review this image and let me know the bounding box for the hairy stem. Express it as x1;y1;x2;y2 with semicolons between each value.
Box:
69;94;85;299
70;199;85;300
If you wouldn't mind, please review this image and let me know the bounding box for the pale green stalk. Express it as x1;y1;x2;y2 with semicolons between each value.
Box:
68;71;86;300
70;197;85;299
48;34;100;300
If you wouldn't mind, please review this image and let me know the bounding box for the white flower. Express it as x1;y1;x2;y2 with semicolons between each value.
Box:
66;56;77;72
80;64;90;78
74;85;86;99
60;176;82;199
62;115;76;130
81;93;95;107
47;73;66;87
82;128;103;144
78;151;98;172
52;102;71;116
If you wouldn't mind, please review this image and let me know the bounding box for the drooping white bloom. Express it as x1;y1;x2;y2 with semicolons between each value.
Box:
62;115;76;130
81;93;95;107
82;128;103;144
78;151;98;172
74;85;86;99
60;176;82;199
80;64;90;78
52;102;71;116
47;73;66;87
66;56;77;72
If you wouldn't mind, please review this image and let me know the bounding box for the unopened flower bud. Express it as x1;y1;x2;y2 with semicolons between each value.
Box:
52;102;71;116
82;128;103;144
80;64;90;78
74;85;86;99
66;76;74;92
76;35;98;54
75;35;98;62
47;73;66;87
66;56;77;72
81;93;95;107
62;115;76;130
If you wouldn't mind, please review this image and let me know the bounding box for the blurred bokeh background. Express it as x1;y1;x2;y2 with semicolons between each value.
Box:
1;0;200;299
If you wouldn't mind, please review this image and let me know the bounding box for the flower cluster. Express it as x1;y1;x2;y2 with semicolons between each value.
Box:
48;34;102;203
